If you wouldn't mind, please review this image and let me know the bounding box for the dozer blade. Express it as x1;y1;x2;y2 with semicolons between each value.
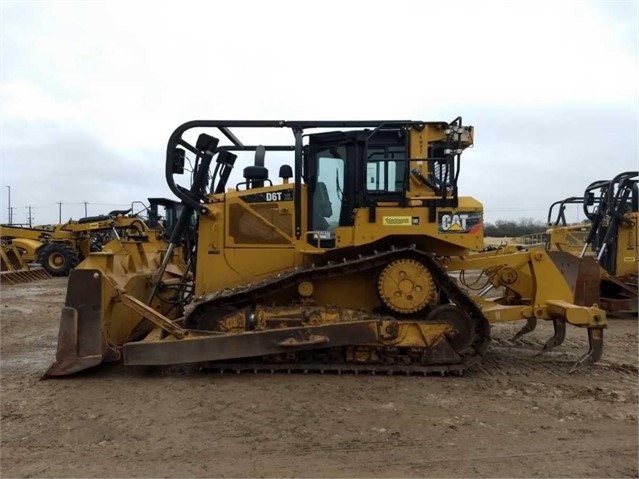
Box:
1;244;51;284
0;267;51;285
548;251;601;307
599;274;638;313
43;269;110;377
44;239;190;378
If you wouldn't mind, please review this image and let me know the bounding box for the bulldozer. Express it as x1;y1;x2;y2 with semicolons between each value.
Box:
545;172;638;313
44;119;607;378
545;196;592;255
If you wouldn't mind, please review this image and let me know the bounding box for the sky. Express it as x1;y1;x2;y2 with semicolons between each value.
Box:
1;0;637;226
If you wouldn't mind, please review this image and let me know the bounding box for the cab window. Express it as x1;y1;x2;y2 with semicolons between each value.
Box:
366;146;406;192
312;146;345;233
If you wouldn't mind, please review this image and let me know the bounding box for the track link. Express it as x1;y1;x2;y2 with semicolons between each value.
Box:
205;357;481;376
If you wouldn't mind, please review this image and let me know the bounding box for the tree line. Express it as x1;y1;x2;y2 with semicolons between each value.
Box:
483;218;548;237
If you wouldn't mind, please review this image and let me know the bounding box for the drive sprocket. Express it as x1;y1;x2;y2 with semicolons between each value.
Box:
377;258;436;314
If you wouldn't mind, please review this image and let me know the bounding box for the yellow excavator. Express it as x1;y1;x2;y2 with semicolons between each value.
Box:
45;119;606;378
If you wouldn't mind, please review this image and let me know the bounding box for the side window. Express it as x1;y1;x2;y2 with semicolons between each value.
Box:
313;146;345;233
367;146;406;192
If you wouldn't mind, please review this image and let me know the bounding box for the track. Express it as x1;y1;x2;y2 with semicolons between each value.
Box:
186;245;491;374
204;357;480;376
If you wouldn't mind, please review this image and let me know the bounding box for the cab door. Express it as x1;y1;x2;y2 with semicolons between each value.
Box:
305;132;361;248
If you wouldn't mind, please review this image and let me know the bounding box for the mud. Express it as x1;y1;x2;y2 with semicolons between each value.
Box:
1;278;637;478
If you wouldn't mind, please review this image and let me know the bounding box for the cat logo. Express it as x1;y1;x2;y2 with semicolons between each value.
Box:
440;213;469;232
437;211;482;234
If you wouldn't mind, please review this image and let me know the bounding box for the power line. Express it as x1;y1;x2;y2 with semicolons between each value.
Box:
5;186;11;224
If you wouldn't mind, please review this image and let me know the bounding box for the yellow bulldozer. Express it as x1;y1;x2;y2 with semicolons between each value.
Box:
545;196;593;256
45;119;607;378
545;172;638;313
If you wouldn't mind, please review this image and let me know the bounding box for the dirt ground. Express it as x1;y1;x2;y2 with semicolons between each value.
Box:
1;277;637;478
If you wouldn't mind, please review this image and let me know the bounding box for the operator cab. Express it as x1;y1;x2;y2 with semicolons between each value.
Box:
165;120;467;252
305;129;408;246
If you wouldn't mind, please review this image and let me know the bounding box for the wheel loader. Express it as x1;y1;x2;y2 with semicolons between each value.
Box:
545;172;638;313
44;119;607;378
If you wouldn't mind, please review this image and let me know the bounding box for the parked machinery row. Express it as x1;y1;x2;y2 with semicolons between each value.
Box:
0;199;181;281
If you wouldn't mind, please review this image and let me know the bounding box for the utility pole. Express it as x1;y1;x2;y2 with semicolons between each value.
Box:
57;201;63;223
83;201;89;217
5;185;10;224
27;206;33;227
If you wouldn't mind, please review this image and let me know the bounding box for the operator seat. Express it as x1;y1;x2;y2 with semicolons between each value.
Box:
313;182;333;231
108;208;132;217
